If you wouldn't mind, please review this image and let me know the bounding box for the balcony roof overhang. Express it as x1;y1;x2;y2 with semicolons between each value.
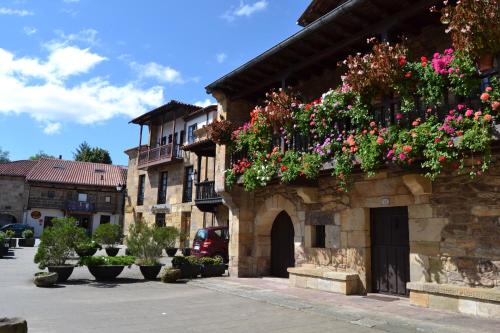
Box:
130;100;201;126
205;0;440;102
182;139;216;157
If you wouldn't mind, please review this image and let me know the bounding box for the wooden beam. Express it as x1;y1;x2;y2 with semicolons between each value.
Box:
231;0;437;100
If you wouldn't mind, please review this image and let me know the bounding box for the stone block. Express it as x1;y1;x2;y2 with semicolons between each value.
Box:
410;253;429;283
409;218;448;242
341;208;368;231
294;275;307;288
325;225;340;249
428;294;458;312
476;300;500;318
306;277;318;289
410;291;429;307
347;230;369;248
471;206;500;217
410;241;440;256
408;204;434;219
458;298;477;316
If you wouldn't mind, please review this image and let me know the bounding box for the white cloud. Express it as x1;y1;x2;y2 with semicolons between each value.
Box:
51;29;99;47
216;52;227;64
43;122;61;135
130;61;184;84
222;1;268;21
0;45;164;133
23;26;37;35
194;99;214;108
0;7;33;16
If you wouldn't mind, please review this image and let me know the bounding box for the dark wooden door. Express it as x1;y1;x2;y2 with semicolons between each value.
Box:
271;211;295;278
371;207;410;296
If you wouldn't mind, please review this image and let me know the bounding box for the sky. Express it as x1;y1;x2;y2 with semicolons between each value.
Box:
0;0;309;165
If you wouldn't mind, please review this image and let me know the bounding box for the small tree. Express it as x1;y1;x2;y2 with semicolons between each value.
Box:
93;223;122;249
30;150;56;160
34;218;86;269
156;226;180;249
0;147;10;163
74;141;112;164
126;222;162;266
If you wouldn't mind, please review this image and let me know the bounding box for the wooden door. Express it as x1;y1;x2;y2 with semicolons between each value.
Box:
271;211;295;278
371;207;409;296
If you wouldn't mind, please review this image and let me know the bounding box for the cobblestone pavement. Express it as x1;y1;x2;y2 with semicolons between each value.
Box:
1;245;380;333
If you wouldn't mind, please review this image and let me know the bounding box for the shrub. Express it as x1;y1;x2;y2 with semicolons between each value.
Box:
0;232;5;245
199;257;223;266
5;230;15;238
79;255;135;267
75;236;101;252
22;229;34;239
126;222;176;265
171;255;189;267
34;217;86;269
93;224;122;248
160;267;181;283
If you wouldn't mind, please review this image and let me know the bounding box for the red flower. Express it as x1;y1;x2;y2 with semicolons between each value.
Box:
376;137;384;145
438;156;446;162
480;93;490;102
402;145;412;153
405;71;412;78
434;137;441;143
421;56;428;64
398;55;407;66
281;165;288;172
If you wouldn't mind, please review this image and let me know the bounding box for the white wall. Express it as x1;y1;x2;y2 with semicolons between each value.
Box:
25;208;64;237
91;213;120;234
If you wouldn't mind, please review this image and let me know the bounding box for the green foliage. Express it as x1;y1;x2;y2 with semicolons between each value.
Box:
29;150;56;160
171;255;188;267
5;230;15;238
22;229;34;239
74;141;112;164
160;267;181;283
93;223;122;248
75;235;101;252
199;256;223;266
126;222;179;265
34;218;86;269
79;255;136;266
0;232;5;245
0;147;10;163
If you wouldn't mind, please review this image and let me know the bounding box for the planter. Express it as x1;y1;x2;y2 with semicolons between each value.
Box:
1;244;9;257
139;265;163;280
182;248;191;256
478;54;494;73
125;248;132;256
175;264;201;279
105;247;120;257
19;238;35;247
7;238;16;248
76;247;98;257
165;248;178;257
87;265;125;281
47;265;75;282
201;264;226;278
161;268;181;283
33;272;58;287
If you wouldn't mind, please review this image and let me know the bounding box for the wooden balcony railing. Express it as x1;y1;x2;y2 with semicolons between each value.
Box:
137;143;182;168
66;201;95;212
194;180;222;211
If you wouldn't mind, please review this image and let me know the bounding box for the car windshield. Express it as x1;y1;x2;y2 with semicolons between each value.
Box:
194;229;208;241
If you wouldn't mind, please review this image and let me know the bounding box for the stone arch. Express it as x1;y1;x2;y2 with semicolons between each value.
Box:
252;194;305;276
0;213;17;226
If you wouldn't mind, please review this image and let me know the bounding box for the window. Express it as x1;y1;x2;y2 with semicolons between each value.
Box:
48;191;55;199
314;225;326;248
187;124;197;144
179;130;185;146
155;213;165;227
100;215;111;224
137;175;145;205
182;166;194;202
194;229;208;241
157;172;168;204
78;193;87;202
161;136;167;146
105;196;111;203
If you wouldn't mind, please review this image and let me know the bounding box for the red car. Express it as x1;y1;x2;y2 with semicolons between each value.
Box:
191;226;229;263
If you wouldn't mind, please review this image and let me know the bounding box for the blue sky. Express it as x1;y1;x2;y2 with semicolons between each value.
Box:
0;0;309;165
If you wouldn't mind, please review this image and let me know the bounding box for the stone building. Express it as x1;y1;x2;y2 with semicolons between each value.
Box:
0;158;126;237
204;0;500;318
124;101;229;248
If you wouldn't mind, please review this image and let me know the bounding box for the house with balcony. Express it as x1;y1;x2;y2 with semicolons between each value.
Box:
124;100;228;249
205;0;500;319
0;158;126;237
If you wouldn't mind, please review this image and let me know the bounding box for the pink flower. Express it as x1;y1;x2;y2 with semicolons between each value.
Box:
396;113;403;120
376;137;384;145
485;87;493;92
480;93;490;102
484;114;492;122
474;111;482;120
387;149;394;158
465;109;473;117
399;153;406;161
492;101;500;110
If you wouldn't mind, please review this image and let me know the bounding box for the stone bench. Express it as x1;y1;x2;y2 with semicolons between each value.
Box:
287;267;361;295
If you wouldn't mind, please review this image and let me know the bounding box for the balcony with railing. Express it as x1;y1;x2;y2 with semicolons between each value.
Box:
65;201;95;213
137;143;183;169
195;180;222;212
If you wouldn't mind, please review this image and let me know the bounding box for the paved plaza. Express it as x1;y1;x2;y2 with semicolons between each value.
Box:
1;245;499;333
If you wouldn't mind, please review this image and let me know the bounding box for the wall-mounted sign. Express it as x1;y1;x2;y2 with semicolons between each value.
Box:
381;198;390;206
31;211;42;219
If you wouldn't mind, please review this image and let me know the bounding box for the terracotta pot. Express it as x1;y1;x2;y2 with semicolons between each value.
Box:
478;54;494;73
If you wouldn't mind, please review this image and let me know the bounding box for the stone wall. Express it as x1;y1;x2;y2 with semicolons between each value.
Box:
0;176;28;224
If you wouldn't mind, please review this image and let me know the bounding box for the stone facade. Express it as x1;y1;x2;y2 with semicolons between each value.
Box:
0;175;29;225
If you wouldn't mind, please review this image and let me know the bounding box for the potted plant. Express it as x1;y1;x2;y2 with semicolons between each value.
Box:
93;223;122;256
171;255;201;279
74;236;101;257
0;232;7;257
200;257;226;278
79;255;135;281
160;267;181;283
34;217;85;282
161;226;180;257
19;229;35;247
5;230;16;248
33;272;58;287
126;222;165;280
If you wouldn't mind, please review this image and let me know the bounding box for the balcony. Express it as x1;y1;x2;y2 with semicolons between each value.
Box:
195;180;222;212
137;143;183;169
66;201;95;213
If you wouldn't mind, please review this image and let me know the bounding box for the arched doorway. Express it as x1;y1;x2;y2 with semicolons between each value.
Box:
0;214;17;226
271;211;295;277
